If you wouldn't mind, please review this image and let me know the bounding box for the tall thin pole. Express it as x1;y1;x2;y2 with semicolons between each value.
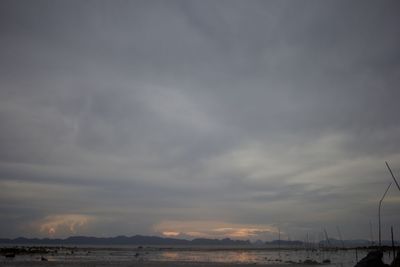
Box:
324;229;330;248
356;248;358;262
336;226;345;249
278;228;281;250
306;232;309;250
369;221;374;246
378;182;392;247
391;226;395;262
386;161;400;192
278;227;281;259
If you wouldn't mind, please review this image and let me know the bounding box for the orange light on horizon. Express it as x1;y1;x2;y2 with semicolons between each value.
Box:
38;214;93;237
154;220;278;239
48;227;56;235
162;231;180;237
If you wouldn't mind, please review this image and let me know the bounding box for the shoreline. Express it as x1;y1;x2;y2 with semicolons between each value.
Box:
0;260;327;267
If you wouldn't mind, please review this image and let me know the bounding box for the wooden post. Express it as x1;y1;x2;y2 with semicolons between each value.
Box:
369;221;374;246
337;226;345;249
278;228;281;250
356;248;358;262
306;232;309;250
391;226;395;262
324;229;331;248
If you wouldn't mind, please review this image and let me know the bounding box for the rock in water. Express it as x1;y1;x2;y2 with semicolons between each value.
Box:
391;251;400;267
354;251;389;267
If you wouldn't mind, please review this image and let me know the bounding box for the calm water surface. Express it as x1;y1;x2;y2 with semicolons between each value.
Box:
1;246;395;267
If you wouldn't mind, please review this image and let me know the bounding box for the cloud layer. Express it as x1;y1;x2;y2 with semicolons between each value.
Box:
1;0;400;241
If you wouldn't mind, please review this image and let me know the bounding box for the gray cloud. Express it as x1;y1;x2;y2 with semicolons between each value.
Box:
0;0;400;241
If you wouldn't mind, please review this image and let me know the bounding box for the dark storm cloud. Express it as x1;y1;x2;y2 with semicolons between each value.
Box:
1;0;400;240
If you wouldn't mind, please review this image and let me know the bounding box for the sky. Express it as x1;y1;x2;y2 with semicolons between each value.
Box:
1;0;400;242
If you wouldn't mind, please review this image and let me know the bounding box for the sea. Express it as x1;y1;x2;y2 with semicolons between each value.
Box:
0;245;396;267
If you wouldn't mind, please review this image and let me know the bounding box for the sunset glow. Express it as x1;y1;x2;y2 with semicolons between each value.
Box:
162;231;180;237
154;220;278;240
38;214;93;237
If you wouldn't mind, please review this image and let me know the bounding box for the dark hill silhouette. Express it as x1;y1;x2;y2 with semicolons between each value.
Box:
0;235;251;246
269;239;303;246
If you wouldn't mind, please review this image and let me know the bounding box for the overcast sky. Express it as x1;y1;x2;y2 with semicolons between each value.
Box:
1;0;400;241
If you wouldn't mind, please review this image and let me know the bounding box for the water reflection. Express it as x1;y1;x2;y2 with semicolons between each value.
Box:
161;252;179;261
233;251;258;262
2;247;394;267
155;249;393;266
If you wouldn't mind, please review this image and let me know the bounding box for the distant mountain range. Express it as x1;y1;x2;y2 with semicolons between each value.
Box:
0;235;251;246
267;239;304;246
0;235;396;247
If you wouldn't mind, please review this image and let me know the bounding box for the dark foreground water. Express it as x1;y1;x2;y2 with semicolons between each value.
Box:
0;246;396;267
